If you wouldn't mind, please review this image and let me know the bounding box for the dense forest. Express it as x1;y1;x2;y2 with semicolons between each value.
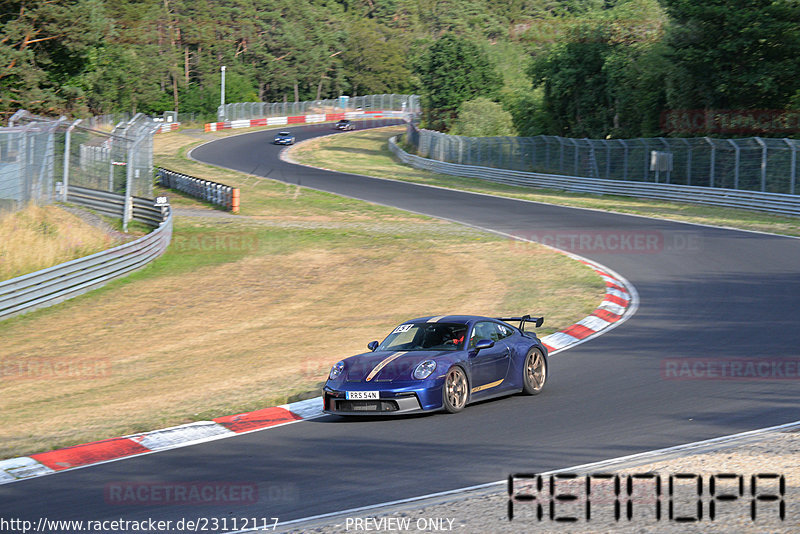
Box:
2;0;799;138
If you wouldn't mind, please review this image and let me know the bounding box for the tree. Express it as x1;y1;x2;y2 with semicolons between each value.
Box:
414;34;501;131
449;97;517;136
522;0;671;138
527;24;615;137
660;0;800;111
340;19;412;96
0;0;109;119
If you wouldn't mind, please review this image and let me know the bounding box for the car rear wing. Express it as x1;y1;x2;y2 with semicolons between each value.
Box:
496;315;544;332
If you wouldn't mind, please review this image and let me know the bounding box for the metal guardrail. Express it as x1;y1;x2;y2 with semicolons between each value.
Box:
404;122;800;196
0;189;173;321
389;136;800;217
67;185;166;226
155;168;239;213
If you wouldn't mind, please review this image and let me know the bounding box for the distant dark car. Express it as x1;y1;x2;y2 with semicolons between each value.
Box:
335;119;355;131
273;131;295;145
323;314;548;415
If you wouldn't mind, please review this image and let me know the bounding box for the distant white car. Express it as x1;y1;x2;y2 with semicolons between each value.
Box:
273;131;295;145
335;119;355;131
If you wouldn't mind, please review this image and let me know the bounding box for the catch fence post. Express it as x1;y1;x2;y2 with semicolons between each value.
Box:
754;137;767;192
62;119;82;202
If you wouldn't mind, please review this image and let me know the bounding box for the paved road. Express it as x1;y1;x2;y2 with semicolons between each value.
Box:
2;121;799;532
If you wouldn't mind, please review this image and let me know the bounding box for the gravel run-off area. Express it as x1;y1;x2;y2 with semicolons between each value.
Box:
281;424;799;533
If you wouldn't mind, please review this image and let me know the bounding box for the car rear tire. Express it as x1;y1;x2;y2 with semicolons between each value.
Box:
442;366;468;413
522;348;546;395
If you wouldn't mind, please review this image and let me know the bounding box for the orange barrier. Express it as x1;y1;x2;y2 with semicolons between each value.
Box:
232;188;240;214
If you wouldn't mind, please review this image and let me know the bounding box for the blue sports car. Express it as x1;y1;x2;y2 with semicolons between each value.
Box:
272;131;295;145
323;315;548;415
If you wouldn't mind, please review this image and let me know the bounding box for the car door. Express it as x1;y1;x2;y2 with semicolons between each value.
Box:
468;321;511;395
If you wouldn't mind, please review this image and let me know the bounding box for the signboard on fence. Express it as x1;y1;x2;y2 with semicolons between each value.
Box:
650;151;674;172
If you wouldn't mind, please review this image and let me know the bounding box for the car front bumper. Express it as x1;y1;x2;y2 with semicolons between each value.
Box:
322;382;443;415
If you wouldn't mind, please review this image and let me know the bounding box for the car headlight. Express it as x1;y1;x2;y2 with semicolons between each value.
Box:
329;361;345;380
413;360;437;380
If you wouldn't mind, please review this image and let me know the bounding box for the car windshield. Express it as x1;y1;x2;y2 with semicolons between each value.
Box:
377;322;468;352
277;132;290;136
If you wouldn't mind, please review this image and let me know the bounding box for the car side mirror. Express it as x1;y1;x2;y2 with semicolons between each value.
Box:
367;341;379;352
475;339;494;351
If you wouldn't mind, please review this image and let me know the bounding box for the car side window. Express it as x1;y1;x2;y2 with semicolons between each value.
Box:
469;321;497;347
488;324;503;342
496;323;514;339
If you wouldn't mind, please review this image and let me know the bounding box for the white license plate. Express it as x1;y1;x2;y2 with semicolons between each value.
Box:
346;391;379;400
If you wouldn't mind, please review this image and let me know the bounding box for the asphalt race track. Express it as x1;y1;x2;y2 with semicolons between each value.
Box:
3;121;800;531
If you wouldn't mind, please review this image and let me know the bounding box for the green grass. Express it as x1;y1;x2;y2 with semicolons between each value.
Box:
0;127;605;460
290;126;800;238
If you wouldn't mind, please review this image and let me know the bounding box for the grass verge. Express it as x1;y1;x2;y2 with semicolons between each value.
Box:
289;126;800;237
0;204;116;281
0;128;603;460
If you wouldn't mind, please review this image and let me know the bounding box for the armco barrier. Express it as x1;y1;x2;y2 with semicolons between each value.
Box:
67;185;166;226
156;168;239;213
389;137;800;217
155;122;180;134
0;189;172;321
204;110;405;132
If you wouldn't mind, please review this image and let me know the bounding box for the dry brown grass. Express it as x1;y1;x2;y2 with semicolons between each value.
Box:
0;239;601;458
0;204;113;281
0;127;604;459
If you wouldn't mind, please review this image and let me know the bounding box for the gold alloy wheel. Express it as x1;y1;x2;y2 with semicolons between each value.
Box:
444;366;468;412
525;348;546;394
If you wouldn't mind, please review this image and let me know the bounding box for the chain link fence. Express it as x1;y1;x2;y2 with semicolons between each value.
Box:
405;123;800;195
218;94;421;122
0;118;62;211
1;111;159;217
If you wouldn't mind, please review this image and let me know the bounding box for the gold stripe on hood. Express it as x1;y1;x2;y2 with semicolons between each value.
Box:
366;351;407;382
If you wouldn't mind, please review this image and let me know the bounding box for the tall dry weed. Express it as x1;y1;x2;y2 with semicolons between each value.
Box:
0;204;113;281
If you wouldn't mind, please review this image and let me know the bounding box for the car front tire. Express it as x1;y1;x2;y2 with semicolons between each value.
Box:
442;366;468;413
522;348;546;395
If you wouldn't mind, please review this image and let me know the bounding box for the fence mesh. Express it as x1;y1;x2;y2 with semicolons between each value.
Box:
0;120;60;210
405;123;800;195
1;111;159;212
218;94;421;121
